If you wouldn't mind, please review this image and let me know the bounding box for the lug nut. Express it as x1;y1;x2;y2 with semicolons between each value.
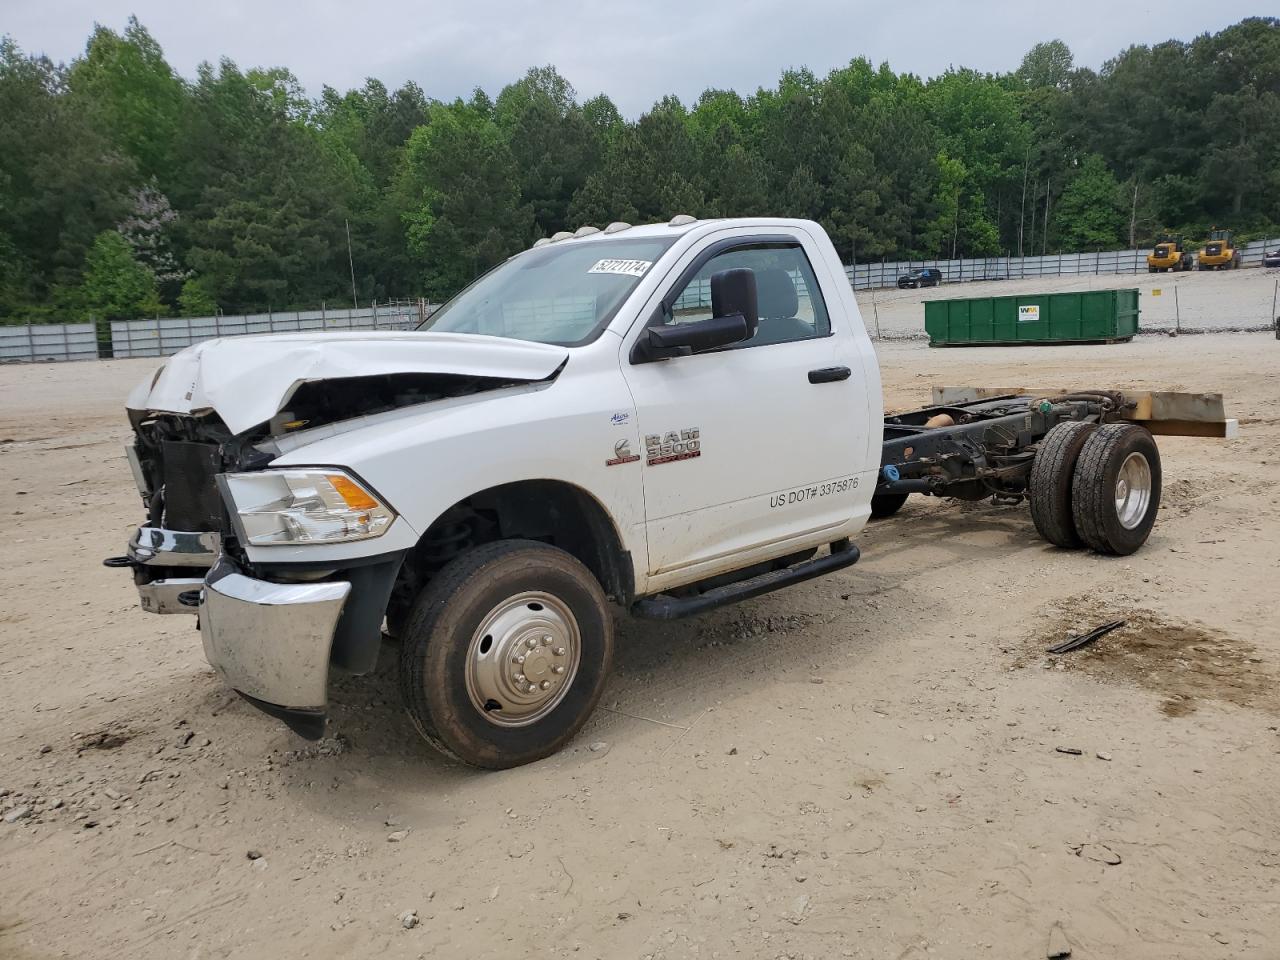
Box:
541;635;552;645
554;647;566;657
516;654;525;664
525;637;537;649
553;665;565;675
540;680;551;691
514;673;526;684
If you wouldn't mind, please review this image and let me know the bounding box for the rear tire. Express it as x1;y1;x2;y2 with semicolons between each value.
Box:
398;539;613;769
1029;420;1098;547
1070;424;1161;556
869;492;909;520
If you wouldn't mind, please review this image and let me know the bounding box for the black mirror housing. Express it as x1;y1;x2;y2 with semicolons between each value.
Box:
711;268;758;335
629;266;759;363
644;313;750;356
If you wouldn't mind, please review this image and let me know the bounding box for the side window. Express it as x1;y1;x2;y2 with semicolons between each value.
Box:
666;243;831;347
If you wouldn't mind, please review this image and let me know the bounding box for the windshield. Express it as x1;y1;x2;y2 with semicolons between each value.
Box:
419;236;678;345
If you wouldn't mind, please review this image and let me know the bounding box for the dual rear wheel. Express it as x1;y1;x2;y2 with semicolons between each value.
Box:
1030;421;1161;555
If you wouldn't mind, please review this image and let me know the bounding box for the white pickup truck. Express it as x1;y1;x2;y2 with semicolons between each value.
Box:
111;216;1189;768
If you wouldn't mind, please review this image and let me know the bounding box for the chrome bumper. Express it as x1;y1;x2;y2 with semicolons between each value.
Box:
199;558;351;713
129;526;221;567
127;526;222;615
138;577;205;614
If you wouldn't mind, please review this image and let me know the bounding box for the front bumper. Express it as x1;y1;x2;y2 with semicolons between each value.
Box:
114;523;403;739
200;557;351;735
125;526;221;614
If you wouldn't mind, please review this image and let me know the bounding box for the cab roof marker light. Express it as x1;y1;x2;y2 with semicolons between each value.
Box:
532;237;552;248
550;231;573;242
668;214;696;227
573;225;600;238
603;221;631;234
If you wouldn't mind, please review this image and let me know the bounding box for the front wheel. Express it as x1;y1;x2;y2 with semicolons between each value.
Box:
399;539;614;768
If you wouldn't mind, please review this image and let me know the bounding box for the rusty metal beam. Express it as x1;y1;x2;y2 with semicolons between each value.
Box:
930;386;1236;438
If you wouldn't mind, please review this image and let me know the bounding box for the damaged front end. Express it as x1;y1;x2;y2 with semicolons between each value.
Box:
108;354;563;738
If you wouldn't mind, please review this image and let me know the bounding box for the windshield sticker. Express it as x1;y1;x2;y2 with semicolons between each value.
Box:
589;258;652;278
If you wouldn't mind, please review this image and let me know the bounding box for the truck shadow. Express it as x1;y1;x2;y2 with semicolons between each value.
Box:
313;496;1077;779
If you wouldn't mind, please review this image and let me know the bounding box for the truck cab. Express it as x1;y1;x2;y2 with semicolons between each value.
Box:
113;218;883;767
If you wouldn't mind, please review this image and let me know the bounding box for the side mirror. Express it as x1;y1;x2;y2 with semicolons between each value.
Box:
645;313;750;355
710;267;758;335
631;268;758;363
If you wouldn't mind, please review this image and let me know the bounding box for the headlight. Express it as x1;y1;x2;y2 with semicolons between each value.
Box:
220;469;395;545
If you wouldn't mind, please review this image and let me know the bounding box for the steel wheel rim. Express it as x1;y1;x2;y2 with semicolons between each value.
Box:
464;591;581;728
1114;452;1152;530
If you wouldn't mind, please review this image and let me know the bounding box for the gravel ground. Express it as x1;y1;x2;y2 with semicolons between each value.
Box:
858;265;1280;338
1;333;1278;959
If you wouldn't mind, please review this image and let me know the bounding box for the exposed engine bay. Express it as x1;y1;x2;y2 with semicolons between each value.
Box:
128;372;531;536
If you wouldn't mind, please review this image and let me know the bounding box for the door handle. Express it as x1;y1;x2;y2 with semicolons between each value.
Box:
808;366;851;384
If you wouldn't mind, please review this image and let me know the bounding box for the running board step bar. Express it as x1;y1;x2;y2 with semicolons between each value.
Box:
632;540;860;620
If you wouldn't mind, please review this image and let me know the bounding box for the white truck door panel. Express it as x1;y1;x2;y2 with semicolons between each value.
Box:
620;233;865;578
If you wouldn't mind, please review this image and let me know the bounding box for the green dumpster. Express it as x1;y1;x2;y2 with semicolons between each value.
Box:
924;289;1140;346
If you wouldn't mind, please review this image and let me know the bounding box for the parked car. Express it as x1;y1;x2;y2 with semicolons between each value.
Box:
1263;249;1280;269
897;267;942;289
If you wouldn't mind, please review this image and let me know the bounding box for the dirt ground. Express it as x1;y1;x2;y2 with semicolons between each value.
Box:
858;265;1280;336
1;332;1279;960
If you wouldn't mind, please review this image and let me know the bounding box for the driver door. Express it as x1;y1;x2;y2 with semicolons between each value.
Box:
620;232;866;585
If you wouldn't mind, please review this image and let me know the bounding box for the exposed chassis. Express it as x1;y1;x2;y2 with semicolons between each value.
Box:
877;393;1124;499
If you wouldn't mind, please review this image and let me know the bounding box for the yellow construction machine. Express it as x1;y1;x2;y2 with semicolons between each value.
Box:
1146;235;1194;272
1197;228;1240;270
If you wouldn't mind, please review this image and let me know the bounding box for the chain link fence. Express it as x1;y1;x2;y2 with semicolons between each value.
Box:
846;238;1279;291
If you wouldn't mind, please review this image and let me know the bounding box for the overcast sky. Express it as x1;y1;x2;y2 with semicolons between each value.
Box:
4;1;1266;115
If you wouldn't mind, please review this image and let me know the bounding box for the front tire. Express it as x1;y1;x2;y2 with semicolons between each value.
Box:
1070;424;1161;556
399;540;614;768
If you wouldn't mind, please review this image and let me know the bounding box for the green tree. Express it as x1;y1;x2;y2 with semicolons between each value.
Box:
399;100;532;298
925;68;1029;254
570;96;707;227
1054;155;1125;249
68;17;185;184
1017;41;1074;90
0;38;135;316
495;66;601;235
80;230;162;320
178;276;218;316
6;16;1280;323
179;60;362;311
